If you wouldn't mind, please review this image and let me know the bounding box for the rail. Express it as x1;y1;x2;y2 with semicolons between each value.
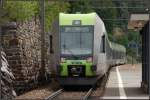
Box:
82;88;93;100
45;89;63;100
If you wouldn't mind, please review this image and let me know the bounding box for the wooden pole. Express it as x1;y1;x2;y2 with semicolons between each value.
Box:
148;3;150;96
39;0;45;82
0;0;4;98
0;25;2;100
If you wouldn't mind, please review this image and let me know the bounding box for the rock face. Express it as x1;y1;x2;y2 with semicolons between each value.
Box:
1;51;16;99
1;18;50;95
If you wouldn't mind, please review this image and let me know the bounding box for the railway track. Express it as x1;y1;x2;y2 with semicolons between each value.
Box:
45;89;63;100
82;88;94;100
45;88;94;100
44;73;108;100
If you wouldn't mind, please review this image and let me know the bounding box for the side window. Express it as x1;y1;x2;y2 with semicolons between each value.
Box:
101;35;105;53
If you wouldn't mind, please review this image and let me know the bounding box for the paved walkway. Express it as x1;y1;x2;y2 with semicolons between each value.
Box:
101;64;149;99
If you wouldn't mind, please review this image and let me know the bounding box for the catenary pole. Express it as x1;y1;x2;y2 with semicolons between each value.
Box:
148;1;150;98
39;0;45;81
0;0;3;98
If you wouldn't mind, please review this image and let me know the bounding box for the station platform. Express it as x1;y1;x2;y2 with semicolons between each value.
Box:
101;64;149;99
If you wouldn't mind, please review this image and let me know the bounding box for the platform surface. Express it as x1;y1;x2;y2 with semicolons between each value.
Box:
101;64;149;99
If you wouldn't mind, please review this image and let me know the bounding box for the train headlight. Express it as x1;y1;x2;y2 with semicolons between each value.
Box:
86;57;93;62
61;58;66;63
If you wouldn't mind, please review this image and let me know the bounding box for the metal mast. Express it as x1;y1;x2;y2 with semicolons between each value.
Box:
39;0;45;81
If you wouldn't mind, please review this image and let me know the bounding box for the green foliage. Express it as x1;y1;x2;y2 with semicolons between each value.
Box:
115;35;128;47
1;1;70;32
94;0;118;33
3;1;38;22
127;30;139;42
69;0;93;13
127;30;141;62
0;8;8;25
45;1;70;32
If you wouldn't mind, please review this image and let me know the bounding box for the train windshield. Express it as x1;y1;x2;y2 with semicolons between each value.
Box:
60;26;93;56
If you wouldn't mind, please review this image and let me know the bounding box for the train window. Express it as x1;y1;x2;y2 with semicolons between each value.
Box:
101;35;105;53
60;26;93;55
72;20;81;25
61;27;92;33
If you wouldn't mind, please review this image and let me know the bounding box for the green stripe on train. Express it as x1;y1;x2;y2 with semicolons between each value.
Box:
60;60;95;76
59;13;96;25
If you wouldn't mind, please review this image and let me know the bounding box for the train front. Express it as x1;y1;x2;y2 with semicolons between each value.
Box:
57;13;97;86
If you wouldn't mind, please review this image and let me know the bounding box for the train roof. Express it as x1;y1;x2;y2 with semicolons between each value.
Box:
105;34;126;52
109;42;126;52
59;13;96;25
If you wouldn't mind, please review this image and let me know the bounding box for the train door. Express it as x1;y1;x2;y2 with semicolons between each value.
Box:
97;33;107;75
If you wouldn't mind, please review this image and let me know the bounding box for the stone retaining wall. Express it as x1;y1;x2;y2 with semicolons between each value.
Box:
1;19;47;94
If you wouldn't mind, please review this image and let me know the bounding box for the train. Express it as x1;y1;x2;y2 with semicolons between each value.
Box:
49;12;126;86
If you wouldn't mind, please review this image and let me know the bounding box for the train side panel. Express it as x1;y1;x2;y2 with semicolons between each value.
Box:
93;14;108;77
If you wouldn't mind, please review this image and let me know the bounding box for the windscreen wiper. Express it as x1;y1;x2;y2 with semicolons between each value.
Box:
63;44;79;59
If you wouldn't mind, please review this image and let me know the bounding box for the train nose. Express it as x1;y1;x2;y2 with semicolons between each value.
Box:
68;65;85;77
71;67;82;73
71;67;76;72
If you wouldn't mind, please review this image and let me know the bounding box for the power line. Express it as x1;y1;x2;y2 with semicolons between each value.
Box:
63;0;147;1
92;7;148;9
3;0;148;1
102;19;129;21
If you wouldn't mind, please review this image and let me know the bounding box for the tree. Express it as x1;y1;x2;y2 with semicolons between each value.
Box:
1;1;70;32
45;1;70;32
94;0;118;33
69;0;93;13
3;1;38;22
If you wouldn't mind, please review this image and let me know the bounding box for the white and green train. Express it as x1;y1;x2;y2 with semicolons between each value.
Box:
50;12;126;86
